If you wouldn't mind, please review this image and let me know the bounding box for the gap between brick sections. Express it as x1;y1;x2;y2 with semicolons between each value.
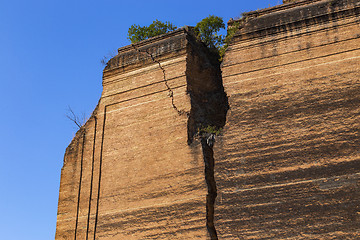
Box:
131;41;228;239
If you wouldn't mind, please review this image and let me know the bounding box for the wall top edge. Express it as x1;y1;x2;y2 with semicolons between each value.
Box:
117;27;193;55
229;0;325;25
228;0;359;37
104;27;194;73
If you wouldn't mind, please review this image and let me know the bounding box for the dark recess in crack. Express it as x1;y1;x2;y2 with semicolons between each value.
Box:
201;137;219;240
185;30;229;240
129;30;229;239
185;30;229;145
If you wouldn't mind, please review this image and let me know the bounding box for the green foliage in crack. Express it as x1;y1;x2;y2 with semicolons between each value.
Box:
193;16;240;61
194;15;225;54
127;20;177;43
219;21;240;61
198;125;223;136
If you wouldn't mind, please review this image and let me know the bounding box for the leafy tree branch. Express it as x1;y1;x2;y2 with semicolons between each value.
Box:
194;15;225;53
127;20;177;43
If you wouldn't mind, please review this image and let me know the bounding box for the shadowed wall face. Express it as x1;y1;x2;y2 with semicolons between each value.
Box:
217;0;360;239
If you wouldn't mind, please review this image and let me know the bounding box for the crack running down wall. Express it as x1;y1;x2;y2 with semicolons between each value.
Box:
56;0;360;239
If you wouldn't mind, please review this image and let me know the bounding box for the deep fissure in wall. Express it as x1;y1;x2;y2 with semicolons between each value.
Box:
56;1;360;239
201;138;218;240
132;31;229;239
186;32;229;239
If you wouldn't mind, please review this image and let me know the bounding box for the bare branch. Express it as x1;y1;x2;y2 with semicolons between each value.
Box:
65;106;84;129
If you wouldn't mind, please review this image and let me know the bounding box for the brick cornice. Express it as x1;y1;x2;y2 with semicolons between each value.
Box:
229;0;360;42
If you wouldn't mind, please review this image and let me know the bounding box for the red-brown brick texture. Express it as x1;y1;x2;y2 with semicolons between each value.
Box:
216;0;360;238
56;0;360;239
56;28;227;239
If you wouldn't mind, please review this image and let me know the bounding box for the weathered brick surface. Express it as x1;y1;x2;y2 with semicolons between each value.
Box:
216;0;360;238
56;29;222;240
56;0;360;239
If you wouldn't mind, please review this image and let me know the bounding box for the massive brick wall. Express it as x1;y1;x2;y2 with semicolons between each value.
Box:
56;0;360;239
56;29;222;239
216;0;360;238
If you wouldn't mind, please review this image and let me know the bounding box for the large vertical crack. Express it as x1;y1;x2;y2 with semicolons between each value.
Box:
185;32;229;240
201;136;218;239
129;33;228;239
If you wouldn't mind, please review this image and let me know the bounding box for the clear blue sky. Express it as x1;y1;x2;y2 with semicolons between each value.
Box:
0;0;280;239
